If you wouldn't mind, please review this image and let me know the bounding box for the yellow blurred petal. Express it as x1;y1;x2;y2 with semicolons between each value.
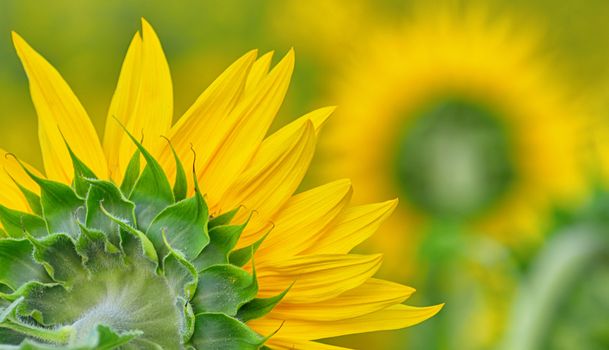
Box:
12;32;107;182
250;304;443;340
221;120;316;247
199;50;295;207
306;199;398;254
256;254;382;303
269;278;415;321
255;179;352;263
267;338;352;350
104;18;173;182
244;51;273;95
0;149;41;211
161;50;257;186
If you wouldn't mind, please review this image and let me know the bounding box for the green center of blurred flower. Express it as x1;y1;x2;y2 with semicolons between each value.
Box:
394;99;515;219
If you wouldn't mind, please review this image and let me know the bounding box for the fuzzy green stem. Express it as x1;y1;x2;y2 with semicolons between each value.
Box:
501;224;608;350
0;320;73;344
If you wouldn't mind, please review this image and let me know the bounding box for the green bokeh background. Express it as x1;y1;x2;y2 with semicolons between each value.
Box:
1;1;609;349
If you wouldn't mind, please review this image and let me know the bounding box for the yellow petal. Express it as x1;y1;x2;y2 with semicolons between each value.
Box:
250;304;444;340
160;50;257;186
269;278;415;321
306;199;398;254
266;338;352;350
255;179;352;263
0;149;41;211
224;107;334;242
104;18;173;182
256;254;382;303
244;51;274;96
220;120;316;247
199;50;295;207
12;32;107;182
257;107;334;153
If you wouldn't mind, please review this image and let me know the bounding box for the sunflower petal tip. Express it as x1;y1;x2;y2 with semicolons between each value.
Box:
140;17;151;28
10;31;28;52
430;303;445;316
389;197;399;208
284;47;296;63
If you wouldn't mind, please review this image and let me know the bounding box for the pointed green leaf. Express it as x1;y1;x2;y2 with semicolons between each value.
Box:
38;179;84;236
99;206;158;265
12;181;42;216
76;224;121;270
237;286;292;322
191;223;245;272
12;157;85;237
162;232;198;300
120;150;141;196
120;126;174;232
63;139;97;198
0;205;47;238
208;207;240;229
147;189;209;261
192;264;257;316
0;239;50;291
30;234;85;288
165;140;187;202
85;179;136;245
191;313;264;350
229;231;268;267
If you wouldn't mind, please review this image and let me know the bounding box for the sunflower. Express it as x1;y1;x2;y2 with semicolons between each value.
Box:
321;4;588;269
0;19;441;349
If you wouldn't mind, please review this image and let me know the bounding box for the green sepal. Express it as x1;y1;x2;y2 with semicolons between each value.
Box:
120;150;140;196
11;181;42;216
162;231;199;300
28;234;85;288
62;139;97;198
229;231;269;267
147;187;209;261
237;285;292;322
120;124;174;231
85;179;136;246
208;207;241;229
192;221;247;272
190;313;264;350
99;206;158;266
165;139;187;202
76;224;121;270
18;163;84;237
192;264;258;316
0;205;47;238
0;239;50;291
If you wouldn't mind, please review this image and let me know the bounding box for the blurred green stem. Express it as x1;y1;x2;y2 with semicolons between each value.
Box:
501;224;608;350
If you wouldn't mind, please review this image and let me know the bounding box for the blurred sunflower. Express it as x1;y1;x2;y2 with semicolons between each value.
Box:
321;4;588;267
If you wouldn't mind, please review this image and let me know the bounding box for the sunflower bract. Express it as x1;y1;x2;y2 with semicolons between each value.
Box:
0;137;277;349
